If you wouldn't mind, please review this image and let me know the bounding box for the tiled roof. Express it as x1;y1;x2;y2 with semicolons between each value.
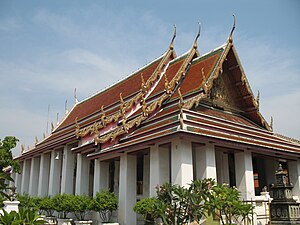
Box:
17;33;300;160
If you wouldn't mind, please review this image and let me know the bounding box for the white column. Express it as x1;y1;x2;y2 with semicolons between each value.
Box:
14;170;22;193
38;153;50;196
93;159;109;196
288;160;300;199
149;145;170;196
29;157;40;196
235;151;255;200
61;145;75;194
48;150;62;196
21;159;31;193
171;139;193;187
75;153;90;195
195;143;217;180
118;154;137;225
143;154;150;197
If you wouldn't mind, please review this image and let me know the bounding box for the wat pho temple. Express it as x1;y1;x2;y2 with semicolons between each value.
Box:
14;21;300;224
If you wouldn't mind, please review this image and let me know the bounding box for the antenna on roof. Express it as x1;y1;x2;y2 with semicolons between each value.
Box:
56;112;59;125
170;24;176;50
229;14;236;43
46;104;50;134
193;22;201;49
74;88;78;104
65;99;68;114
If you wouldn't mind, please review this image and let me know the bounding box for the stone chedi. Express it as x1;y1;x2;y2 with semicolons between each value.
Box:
270;164;300;224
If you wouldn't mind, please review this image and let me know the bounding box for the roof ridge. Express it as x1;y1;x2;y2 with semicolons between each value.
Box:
78;53;167;106
274;133;300;145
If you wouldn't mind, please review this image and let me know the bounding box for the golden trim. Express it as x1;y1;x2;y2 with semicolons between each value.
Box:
229;14;236;43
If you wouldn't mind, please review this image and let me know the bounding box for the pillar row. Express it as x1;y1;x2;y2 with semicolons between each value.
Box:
29;157;40;196
171;139;193;187
93;159;109;196
75;153;90;195
149;145;170;196
288;160;300;198
118;154;137;225
195;143;217;181
61;145;75;194
38;153;50;196
48;150;62;196
235;151;255;200
21;159;31;194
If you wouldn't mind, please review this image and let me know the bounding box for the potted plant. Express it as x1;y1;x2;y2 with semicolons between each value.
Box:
72;194;93;225
52;193;74;225
39;196;56;224
92;190;118;225
133;197;158;225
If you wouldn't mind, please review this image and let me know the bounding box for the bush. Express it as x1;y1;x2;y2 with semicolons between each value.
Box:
207;184;254;225
154;179;214;225
52;193;74;219
72;194;93;221
0;207;45;225
133;197;158;224
92;190;118;222
39;196;55;217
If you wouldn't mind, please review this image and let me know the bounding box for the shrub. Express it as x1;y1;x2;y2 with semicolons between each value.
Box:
72;194;93;221
51;193;74;219
92;190;118;222
207;184;254;225
154;179;214;225
133;197;159;224
39;196;55;217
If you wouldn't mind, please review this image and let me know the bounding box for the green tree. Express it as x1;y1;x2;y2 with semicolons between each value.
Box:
207;184;253;225
0;136;20;173
0;136;20;200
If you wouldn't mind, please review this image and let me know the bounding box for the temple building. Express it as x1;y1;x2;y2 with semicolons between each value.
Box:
14;23;300;225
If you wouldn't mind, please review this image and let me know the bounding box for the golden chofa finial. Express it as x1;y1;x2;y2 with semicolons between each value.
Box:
21;144;25;153
270;116;274;131
141;73;147;94
35;136;38;145
256;90;260;108
169;24;177;50
119;93;124;104
51;122;54;131
193;22;201;49
229;14;236;44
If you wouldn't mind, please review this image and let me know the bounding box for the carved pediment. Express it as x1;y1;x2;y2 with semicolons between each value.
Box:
201;71;242;113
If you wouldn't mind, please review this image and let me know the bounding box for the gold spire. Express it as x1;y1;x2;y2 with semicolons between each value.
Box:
193;22;201;49
169;24;176;50
21;144;25;153
256;90;260;108
100;105;106;127
51;122;54;131
201;67;208;93
35;136;38;145
270;116;273;131
141;73;147;94
178;88;184;129
229;14;236;43
141;94;148;117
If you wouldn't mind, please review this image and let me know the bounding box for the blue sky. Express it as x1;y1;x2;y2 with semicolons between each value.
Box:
0;0;299;155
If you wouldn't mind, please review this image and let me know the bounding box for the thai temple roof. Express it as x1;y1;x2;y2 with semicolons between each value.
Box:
17;22;300;161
